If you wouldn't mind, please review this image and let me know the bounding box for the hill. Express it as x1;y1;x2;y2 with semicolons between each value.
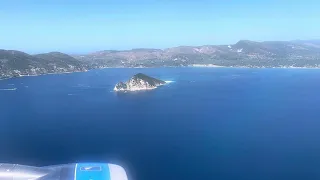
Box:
2;39;320;79
0;50;87;79
75;40;320;68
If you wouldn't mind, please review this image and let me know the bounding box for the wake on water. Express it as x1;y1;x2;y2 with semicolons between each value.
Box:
0;88;17;91
165;80;174;83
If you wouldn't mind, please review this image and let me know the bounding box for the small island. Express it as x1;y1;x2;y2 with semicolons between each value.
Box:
114;73;166;91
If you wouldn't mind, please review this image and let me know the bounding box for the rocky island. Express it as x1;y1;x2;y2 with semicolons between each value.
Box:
114;73;166;91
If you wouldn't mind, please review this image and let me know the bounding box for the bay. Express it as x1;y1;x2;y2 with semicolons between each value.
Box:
1;68;320;180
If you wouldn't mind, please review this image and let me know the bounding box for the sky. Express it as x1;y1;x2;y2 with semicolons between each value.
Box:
0;0;319;54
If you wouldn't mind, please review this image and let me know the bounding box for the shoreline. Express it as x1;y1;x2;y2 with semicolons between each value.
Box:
114;82;170;92
2;66;320;81
114;86;158;92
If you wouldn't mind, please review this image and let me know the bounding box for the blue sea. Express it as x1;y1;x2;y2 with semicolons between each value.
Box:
1;67;320;180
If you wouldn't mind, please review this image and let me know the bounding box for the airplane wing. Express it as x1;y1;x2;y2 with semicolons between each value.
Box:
0;163;128;180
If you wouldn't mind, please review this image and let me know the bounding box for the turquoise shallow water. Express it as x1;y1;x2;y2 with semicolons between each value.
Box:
1;67;320;180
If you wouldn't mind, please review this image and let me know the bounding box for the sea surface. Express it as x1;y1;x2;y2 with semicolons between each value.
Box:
1;67;320;180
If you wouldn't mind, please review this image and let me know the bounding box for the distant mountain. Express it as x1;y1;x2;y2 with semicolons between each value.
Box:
0;50;87;79
292;39;320;48
34;52;85;69
75;39;320;68
2;39;320;79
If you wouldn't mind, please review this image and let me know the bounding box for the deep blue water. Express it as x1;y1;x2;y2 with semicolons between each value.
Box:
1;68;320;180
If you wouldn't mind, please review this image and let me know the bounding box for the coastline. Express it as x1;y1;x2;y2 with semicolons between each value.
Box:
0;70;88;81
114;86;158;92
113;81;174;92
2;65;320;81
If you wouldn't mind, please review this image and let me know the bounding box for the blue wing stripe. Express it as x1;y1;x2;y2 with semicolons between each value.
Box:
75;163;110;180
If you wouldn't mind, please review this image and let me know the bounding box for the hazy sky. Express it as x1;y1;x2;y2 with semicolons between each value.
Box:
0;0;319;53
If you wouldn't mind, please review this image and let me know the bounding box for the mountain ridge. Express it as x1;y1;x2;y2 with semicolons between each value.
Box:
75;39;320;68
2;39;320;79
0;50;87;79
